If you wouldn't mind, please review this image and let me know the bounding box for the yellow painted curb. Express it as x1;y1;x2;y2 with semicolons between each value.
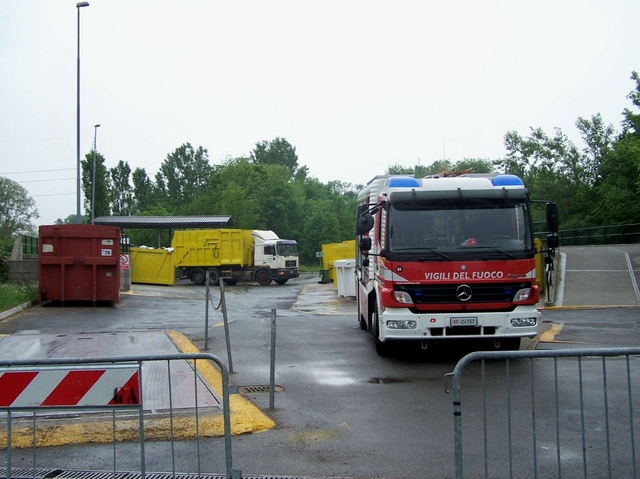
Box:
165;330;276;435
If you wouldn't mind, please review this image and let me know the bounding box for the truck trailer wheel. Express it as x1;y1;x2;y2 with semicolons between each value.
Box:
191;269;206;285
208;268;220;285
256;269;272;286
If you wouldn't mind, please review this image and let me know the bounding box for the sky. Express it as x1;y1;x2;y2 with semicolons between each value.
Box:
1;0;639;227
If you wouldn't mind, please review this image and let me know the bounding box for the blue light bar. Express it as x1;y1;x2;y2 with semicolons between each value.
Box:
492;175;524;187
388;177;420;188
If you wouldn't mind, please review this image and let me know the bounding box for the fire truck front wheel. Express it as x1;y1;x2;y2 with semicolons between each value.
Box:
372;304;390;356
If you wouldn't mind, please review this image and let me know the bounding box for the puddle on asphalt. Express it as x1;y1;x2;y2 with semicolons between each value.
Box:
368;377;411;384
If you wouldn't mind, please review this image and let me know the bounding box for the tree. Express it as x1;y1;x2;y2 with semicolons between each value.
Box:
110;160;134;216
575;114;615;187
81;150;110;220
131;167;155;214
54;214;82;225
250;137;299;179
575;72;640;226
125;205;173;248
0;176;38;238
299;199;342;262
155;143;213;211
499;127;595;229
455;158;495;174
387;159;493;177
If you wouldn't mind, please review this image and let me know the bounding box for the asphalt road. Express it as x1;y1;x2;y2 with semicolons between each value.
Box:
1;245;639;478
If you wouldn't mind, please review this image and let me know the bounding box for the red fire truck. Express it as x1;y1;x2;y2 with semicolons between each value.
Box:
355;173;558;355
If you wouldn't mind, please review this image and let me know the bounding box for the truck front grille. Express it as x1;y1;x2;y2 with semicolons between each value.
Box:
396;282;530;304
285;260;297;268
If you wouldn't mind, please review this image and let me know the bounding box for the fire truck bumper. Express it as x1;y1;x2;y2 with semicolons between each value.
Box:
379;305;541;341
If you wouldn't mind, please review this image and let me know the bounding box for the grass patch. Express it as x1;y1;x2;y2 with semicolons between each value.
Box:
0;282;38;313
299;263;323;273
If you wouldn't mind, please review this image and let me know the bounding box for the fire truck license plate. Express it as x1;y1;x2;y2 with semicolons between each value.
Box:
450;317;478;327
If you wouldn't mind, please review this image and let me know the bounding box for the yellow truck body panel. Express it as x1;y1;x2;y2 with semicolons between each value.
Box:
172;229;254;268
130;247;175;285
321;240;356;282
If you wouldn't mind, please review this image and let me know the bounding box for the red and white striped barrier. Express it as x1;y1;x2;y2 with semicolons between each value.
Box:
0;364;141;408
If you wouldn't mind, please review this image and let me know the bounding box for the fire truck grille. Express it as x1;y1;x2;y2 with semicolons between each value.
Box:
396;282;531;304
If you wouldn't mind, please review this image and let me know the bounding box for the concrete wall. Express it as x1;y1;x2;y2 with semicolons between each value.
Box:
7;256;38;284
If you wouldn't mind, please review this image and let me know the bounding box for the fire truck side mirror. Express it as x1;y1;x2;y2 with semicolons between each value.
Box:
359;237;372;252
546;202;558;234
546;234;559;249
356;213;375;235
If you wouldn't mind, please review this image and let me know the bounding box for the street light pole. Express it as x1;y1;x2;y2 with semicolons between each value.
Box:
91;123;100;224
76;1;89;223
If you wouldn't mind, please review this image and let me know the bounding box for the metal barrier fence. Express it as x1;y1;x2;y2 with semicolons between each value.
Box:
558;223;640;247
0;354;237;479
446;347;640;479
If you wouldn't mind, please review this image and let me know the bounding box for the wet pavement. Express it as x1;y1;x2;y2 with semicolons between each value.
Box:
0;246;639;478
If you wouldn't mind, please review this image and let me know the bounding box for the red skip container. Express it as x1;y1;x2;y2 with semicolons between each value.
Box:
39;224;121;305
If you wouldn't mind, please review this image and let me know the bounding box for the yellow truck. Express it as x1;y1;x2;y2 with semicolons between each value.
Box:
174;229;299;286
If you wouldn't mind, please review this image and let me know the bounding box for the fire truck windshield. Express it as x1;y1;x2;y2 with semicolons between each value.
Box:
387;200;533;260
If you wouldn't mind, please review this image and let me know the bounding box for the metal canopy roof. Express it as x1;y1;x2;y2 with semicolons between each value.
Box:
93;215;233;229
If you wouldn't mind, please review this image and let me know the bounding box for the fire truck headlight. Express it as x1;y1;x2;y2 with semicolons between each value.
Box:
510;317;537;327
513;288;532;302
392;291;413;304
386;320;417;330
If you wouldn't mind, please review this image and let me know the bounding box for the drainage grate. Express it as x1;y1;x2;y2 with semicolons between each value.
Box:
0;468;62;479
50;471;326;479
238;385;284;394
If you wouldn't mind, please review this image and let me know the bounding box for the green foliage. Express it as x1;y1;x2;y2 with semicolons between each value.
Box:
0;281;38;312
131;167;155;214
81;150;110;220
0;237;13;282
250;137;299;179
110;161;133;216
55;214;82;225
155;143;213;212
125;206;173;247
0;176;39;238
387;159;494;177
499;71;640;230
